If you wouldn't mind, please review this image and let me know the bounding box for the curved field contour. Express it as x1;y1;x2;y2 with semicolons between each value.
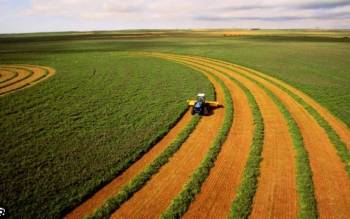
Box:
67;53;349;219
0;64;55;96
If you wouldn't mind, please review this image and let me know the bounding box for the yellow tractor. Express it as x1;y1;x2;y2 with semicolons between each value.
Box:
187;93;220;115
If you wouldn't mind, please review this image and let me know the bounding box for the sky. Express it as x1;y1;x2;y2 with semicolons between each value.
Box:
0;0;350;33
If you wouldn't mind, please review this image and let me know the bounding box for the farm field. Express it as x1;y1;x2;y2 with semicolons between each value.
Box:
0;29;349;219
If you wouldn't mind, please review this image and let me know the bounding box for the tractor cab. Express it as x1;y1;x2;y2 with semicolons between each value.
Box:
197;93;206;102
187;93;220;116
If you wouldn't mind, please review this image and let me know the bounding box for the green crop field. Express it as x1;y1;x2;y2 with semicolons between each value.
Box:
0;50;214;218
1;29;349;218
1;30;349;126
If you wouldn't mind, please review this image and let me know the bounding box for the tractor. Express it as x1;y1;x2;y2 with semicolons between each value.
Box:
187;93;220;115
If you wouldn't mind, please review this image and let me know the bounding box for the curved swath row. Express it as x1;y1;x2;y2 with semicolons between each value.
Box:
0;64;55;96
68;53;349;219
153;54;297;218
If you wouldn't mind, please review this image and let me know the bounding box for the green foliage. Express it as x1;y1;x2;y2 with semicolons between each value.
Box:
161;69;233;218
1;30;349;126
86;115;201;219
0;53;213;219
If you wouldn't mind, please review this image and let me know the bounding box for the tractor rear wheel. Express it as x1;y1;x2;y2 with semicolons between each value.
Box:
191;107;196;115
203;106;209;115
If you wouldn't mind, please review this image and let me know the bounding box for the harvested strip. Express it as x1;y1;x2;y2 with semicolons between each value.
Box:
223;64;350;173
189;58;314;218
66;112;193;218
86;115;201;218
0;67;33;90
222;64;350;219
171;60;254;218
110;69;225;219
249;79;317;218
0;69;18;84
204;59;317;217
200;57;350;151
159;56;233;218
186;55;349;172
0;65;55;96
176;56;297;219
189;56;349;218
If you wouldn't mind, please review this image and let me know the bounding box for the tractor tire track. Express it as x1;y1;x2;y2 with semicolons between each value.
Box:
65;111;192;219
110;69;225;219
167;55;297;219
0;64;55;96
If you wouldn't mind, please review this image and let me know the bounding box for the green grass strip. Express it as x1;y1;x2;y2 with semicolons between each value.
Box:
86;115;201;219
160;66;233;218
209;58;350;175
225;75;264;219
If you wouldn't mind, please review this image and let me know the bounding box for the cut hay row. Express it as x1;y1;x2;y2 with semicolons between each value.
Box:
206;64;317;218
202;57;350;165
143;53;349;218
66;57;222;219
64;53;349;219
156;56;234;218
185;55;349;218
0;69;18;84
244;74;318;219
109;63;226;218
85;115;201;218
0;64;55;96
66;111;194;218
219;64;350;218
174;63;256;219
153;54;259;219
167;55;296;218
0;67;34;89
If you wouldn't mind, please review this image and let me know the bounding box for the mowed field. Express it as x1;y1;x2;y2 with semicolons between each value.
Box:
0;29;349;218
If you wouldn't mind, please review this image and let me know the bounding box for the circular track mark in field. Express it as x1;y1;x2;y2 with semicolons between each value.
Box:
0;64;55;96
0;69;18;84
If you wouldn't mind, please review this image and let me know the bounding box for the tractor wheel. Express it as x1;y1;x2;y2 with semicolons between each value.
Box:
191;107;196;115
